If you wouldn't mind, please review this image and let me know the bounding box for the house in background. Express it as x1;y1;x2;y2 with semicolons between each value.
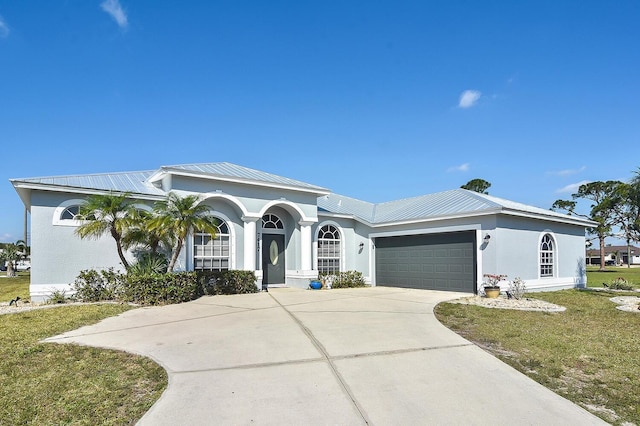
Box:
586;245;640;266
11;162;595;301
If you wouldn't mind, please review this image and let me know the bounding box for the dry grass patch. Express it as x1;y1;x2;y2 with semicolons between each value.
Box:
435;289;640;425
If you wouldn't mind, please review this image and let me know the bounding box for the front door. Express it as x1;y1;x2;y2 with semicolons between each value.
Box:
262;234;285;285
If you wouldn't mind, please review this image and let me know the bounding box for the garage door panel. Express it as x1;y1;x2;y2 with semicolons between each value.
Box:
375;232;475;293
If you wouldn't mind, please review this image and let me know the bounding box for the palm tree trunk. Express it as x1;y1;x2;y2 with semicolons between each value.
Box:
167;240;183;273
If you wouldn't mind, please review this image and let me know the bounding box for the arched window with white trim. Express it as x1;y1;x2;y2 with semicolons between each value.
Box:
193;218;230;271
262;214;283;230
318;224;341;274
540;233;555;277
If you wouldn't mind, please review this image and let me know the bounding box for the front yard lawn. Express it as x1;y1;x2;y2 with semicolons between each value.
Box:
435;289;640;425
587;266;640;289
0;304;167;424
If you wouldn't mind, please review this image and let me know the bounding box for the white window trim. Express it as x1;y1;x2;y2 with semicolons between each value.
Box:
188;212;236;271
53;199;151;227
314;221;344;274
538;231;557;279
52;199;87;227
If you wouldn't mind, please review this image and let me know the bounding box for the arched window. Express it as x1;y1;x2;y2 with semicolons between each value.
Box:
318;224;341;274
193;219;230;271
540;234;555;277
262;214;283;229
60;205;81;220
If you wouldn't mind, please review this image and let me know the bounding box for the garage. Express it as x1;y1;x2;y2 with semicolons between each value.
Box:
375;231;476;293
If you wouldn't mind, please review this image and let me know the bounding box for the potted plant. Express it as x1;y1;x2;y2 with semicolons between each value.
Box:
309;279;322;290
483;273;506;298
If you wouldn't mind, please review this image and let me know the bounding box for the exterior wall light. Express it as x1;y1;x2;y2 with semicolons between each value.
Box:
359;242;365;250
483;234;491;242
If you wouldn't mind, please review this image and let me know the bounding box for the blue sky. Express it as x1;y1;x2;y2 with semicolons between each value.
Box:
1;1;639;244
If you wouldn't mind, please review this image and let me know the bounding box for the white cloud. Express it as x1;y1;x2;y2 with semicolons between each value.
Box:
447;163;470;172
101;0;128;29
458;90;481;108
555;180;591;194
0;16;9;38
547;166;586;176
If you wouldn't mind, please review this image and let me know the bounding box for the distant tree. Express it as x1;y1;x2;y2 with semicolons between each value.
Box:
75;192;135;270
461;178;491;194
0;243;21;277
553;181;622;271
149;192;219;273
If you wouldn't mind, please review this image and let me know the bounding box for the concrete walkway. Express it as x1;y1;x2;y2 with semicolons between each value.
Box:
45;287;605;425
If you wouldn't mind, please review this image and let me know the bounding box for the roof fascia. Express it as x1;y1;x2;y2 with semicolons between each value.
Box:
10;181;165;202
499;208;597;227
155;167;331;197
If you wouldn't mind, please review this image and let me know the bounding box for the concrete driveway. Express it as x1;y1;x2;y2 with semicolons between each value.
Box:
45;287;605;425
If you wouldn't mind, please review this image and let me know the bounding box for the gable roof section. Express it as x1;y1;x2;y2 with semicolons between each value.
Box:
318;189;596;227
148;162;330;195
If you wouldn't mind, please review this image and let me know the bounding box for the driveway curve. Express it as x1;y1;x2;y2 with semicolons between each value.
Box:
45;287;605;425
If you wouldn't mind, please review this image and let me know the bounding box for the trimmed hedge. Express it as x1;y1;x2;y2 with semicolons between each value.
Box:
72;269;258;305
197;270;259;295
72;268;123;302
123;272;202;305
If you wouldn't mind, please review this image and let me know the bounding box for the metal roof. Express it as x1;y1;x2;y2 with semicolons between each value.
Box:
159;162;330;193
11;171;163;196
318;189;595;226
11;163;592;227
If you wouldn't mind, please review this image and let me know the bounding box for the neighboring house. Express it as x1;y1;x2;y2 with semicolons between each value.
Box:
12;162;595;301
586;245;640;266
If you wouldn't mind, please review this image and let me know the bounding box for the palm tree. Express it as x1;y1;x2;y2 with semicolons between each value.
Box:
121;208;174;255
75;192;135;269
150;192;218;273
0;243;21;277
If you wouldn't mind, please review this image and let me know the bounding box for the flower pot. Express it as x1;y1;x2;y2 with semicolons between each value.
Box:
484;286;501;298
309;280;322;290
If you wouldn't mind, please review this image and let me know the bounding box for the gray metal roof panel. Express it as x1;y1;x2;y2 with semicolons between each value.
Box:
319;189;591;226
164;162;329;192
12;171;164;196
317;194;376;222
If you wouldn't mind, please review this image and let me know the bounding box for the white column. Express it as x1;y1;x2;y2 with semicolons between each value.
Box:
243;216;259;271
300;221;313;271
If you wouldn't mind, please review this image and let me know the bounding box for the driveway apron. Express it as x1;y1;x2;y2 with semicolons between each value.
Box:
45;287;606;425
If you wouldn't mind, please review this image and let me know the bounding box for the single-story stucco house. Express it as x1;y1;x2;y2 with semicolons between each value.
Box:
11;162;594;301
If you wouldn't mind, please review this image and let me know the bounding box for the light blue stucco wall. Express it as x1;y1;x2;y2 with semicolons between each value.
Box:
29;190;138;301
491;215;587;291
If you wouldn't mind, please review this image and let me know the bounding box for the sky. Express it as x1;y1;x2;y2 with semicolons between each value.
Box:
1;1;639;245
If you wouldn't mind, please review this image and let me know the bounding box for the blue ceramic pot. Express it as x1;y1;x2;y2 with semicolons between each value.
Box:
309;281;322;290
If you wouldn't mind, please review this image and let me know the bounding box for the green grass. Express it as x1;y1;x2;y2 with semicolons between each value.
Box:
0;304;167;424
0;272;31;302
587;266;640;288
435;289;640;424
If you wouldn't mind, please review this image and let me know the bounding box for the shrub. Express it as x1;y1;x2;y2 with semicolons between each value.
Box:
508;277;527;300
323;271;367;288
72;269;258;305
198;270;258;295
122;272;201;305
72;268;124;302
48;289;70;304
609;277;633;290
128;253;168;275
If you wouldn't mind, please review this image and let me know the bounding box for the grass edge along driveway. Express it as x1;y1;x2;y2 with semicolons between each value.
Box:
435;289;640;425
0;304;167;425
